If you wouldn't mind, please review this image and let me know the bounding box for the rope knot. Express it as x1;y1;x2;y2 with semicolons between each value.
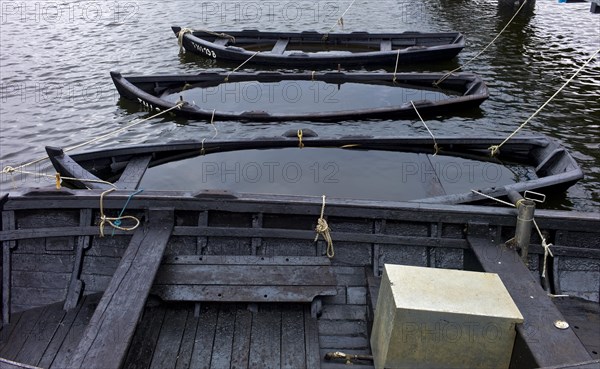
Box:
314;195;334;258
2;166;15;174
177;28;194;52
297;129;304;148
489;145;500;157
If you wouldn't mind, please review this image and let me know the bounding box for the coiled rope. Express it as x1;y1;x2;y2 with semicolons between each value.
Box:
99;188;141;237
489;48;599;156
177;28;236;53
434;0;529;86
314;195;334;258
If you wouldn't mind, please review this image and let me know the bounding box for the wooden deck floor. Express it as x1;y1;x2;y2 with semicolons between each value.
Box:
0;294;374;369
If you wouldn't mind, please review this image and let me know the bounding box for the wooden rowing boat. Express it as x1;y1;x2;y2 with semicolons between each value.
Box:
43;133;582;205
0;188;598;368
111;71;488;122
172;27;465;68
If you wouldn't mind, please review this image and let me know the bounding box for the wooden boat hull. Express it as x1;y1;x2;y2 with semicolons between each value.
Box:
172;27;465;67
111;71;489;122
44;134;583;205
0;190;598;368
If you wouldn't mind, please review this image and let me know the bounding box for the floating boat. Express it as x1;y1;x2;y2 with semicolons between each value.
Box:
44;132;582;205
111;71;488;122
0;186;598;368
171;27;465;67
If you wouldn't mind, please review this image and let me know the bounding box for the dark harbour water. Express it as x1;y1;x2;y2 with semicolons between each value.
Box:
0;0;598;211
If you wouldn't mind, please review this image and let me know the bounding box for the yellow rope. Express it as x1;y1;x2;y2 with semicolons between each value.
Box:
224;51;260;82
410;101;439;155
1;167;116;189
177;28;194;52
98;188;141;237
2;102;184;178
297;129;304;149
314;195;334;258
489;48;599;156
434;0;529;86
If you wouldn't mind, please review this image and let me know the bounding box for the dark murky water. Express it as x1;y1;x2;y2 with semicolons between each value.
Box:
1;0;598;210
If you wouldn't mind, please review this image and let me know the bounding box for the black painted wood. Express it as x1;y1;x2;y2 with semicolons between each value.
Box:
66;209;174;369
189;305;218;368
64;209;93;311
122;305;166;369
304;306;321;369
149;308;188;369
2;211;15;325
174;307;198;369
467;225;593;367
281;305;306;369
249;308;281;369
114;155;152;190
14;302;65;365
210;308;236;369
554;297;600;358
0;305;45;359
230;308;252;369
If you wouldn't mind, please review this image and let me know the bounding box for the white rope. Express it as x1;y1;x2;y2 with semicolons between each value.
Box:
410;101;439;155
434;0;529;86
489;48;599;156
324;0;357;35
224;51;260;81
200;109;218;155
177;28;194;52
2;102;184;178
98;188;140;237
470;189;554;279
393;49;400;83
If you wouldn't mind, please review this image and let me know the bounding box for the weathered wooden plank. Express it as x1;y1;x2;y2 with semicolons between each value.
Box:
271;38;289;54
467;227;593;368
2;210;16;325
0;312;23;353
49;293;102;369
304;306;321;369
114;155;152;190
0;305;45;359
174;308;199;369
251;213;263;255
320;305;366;321
554;297;600;358
281;305;306;369
319;335;370;350
11;271;70;289
155;264;336;286
66;209;174;369
318;320;367;337
380;40;392;51
162;255;332;266
122;305;166;369
249;308;281;369
149;308;188;369
64;209;93;311
229;308;252;369
189;305;218;369
152;285;337;302
209;308;236;369
37;295;90;369
14;303;66;365
11;287;66;307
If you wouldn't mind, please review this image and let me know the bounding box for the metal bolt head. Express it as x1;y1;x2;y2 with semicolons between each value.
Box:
554;320;569;329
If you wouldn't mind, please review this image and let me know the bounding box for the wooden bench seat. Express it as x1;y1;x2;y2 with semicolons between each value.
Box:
271;39;289;54
152;255;338;303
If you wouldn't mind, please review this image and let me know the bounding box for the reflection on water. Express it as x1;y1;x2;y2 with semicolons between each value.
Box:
139;148;535;201
0;1;598;210
162;81;455;114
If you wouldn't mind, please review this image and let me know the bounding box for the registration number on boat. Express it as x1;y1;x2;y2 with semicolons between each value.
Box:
192;43;217;59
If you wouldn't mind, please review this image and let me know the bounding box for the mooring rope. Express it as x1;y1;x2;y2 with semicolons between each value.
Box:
434;0;529;86
1;102;184;184
224;51;260;82
297;129;304;149
99;188;141;237
470;189;554;279
410;101;439;155
323;0;357;38
314;195;334;258
201;109;218;155
177;28;236;53
393;49;400;83
489;48;599;156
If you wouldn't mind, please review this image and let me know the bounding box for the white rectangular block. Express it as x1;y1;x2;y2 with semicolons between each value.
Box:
371;265;523;369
